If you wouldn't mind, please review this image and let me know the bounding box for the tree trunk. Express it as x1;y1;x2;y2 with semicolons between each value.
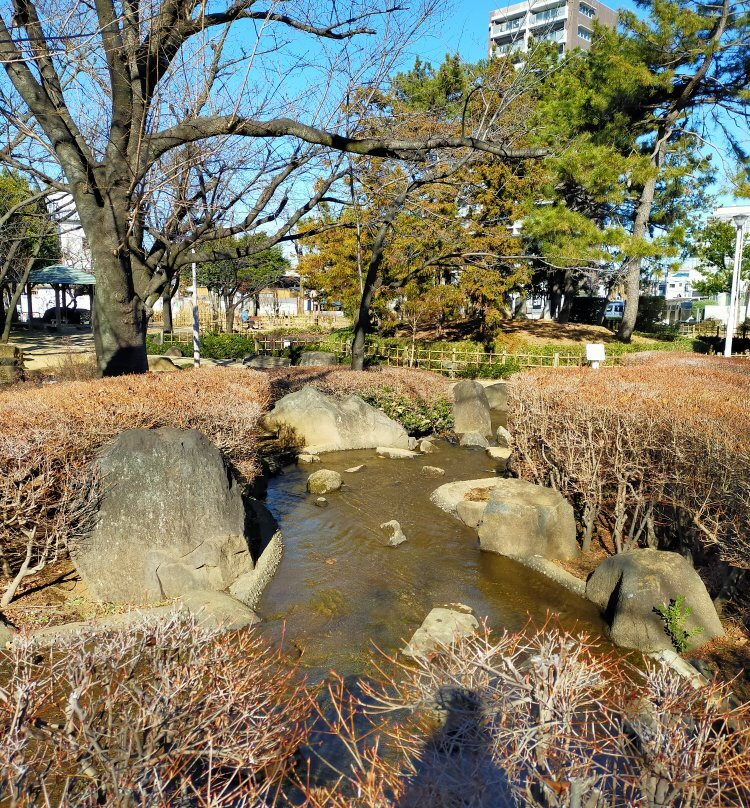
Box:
224;294;235;333
90;245;149;376
162;286;173;333
351;191;408;371
617;140;666;342
557;269;577;324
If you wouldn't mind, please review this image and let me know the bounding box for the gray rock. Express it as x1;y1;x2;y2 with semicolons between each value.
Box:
307;469;343;494
314;497;329;508
164;345;184;358
495;425;512;448
455;499;487;529
459;431;490;448
421;465;446;478
403;606;479;659
585;549;724;653
26;606;179;645
484;382;508;412
453;380;491;437
430;478;503;515
228;503;283;610
298;351;339;367
265;386;409;453
298;453;321;464
345;465;365;473
376;446;419;459
486;446;512;469
180;590;260;631
478;479;578;561
243;355;291;369
148;355;180;372
408;436;419;451
71;428;254;604
380;520;407;546
418;439;436;453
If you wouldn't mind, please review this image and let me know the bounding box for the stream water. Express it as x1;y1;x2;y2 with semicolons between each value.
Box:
258;436;608;679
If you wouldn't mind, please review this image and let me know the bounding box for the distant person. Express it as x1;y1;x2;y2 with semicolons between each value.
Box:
240;308;250;329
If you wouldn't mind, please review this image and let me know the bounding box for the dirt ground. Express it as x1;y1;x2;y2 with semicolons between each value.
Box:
401;318;662;347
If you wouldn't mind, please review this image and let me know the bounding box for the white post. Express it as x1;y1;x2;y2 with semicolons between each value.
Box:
724;216;748;358
192;250;200;367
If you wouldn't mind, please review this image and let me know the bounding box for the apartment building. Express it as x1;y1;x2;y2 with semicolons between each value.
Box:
488;0;617;59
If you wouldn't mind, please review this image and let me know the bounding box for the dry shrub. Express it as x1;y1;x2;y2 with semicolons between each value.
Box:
0;368;270;592
267;366;454;406
508;354;750;572
2;620;748;807
0;614;310;807
304;623;750;808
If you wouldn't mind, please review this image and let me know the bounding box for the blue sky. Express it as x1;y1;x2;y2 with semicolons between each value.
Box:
407;0;643;66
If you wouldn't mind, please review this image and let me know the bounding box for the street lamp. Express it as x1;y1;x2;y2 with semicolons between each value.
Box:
712;206;750;357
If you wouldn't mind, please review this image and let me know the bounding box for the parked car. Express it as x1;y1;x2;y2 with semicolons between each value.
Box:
42;306;90;325
604;300;625;320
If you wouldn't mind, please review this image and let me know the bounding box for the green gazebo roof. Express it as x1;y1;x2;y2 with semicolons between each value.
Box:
28;264;95;285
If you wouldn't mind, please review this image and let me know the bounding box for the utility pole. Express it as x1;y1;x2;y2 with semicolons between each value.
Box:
714;207;750;358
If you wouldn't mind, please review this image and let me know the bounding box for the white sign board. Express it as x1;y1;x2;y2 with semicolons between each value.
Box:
585;343;606;363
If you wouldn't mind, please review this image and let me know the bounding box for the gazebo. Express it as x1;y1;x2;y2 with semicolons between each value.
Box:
26;264;95;328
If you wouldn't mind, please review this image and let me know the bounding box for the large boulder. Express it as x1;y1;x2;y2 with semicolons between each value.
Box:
298;351;339;366
403;606;479;659
483;382;508;412
264;386;409;453
585;549;724;653
452;380;491;437
478;479;578;560
72;428;255;603
430;478;503;516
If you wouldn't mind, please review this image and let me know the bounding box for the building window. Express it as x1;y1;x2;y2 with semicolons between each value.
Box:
579;3;595;18
532;4;565;25
578;25;592;40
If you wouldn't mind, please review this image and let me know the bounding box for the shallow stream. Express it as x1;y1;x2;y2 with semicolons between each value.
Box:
259;437;607;679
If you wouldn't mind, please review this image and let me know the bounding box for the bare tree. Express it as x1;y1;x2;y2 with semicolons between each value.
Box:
0;0;543;376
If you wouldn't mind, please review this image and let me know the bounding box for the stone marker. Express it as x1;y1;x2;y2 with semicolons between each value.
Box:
298;351;339;366
164;345;183;358
265;386;409;453
306;469;343;495
585;549;724;653
478;479;578;560
403;606;479;659
71;428;254;603
380;520;407;546
452;380;492;437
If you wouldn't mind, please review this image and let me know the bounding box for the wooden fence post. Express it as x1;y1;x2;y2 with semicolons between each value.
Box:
553;352;559;368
